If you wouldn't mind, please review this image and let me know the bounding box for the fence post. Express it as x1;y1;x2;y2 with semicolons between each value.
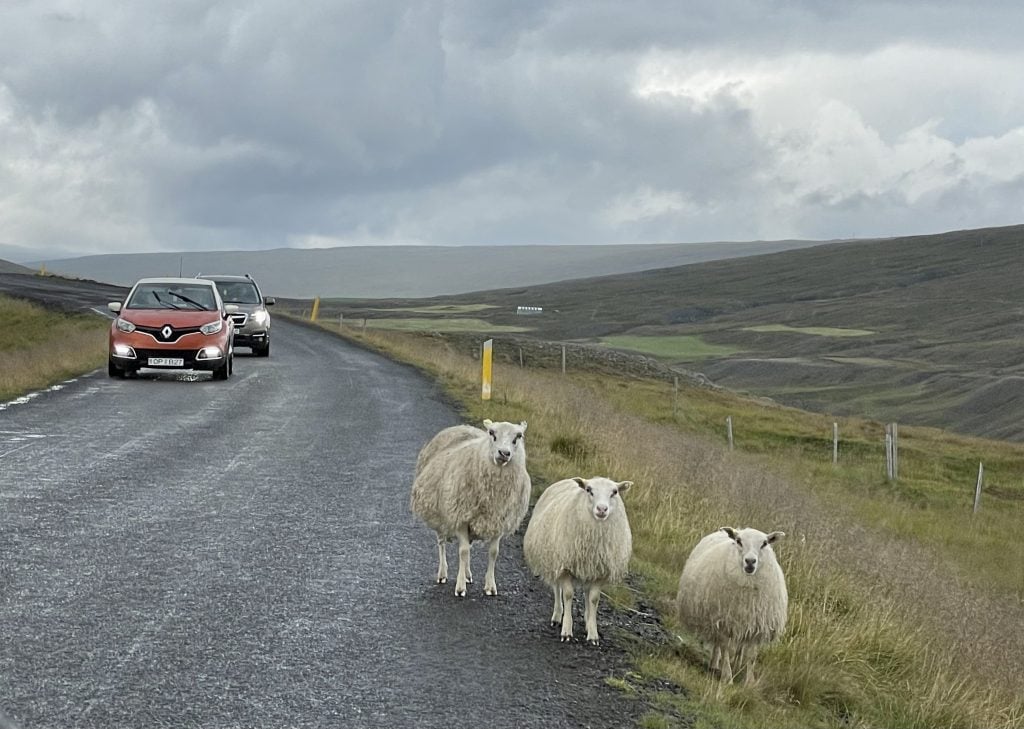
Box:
892;422;899;480
561;345;566;375
885;425;893;480
973;462;984;513
519;347;524;368
726;416;734;451
832;422;838;465
310;296;320;322
361;318;367;332
673;376;679;420
338;313;344;329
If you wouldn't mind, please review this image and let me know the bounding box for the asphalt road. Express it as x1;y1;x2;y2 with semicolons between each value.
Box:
0;303;646;728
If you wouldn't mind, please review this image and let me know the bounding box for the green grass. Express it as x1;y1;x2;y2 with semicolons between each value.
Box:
353;317;530;333
324;324;1024;729
366;303;498;314
742;324;875;337
0;295;108;400
600;335;742;360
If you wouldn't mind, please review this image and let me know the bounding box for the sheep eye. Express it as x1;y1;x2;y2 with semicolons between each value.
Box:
585;487;593;495
761;540;768;549
735;538;743;547
489;431;496;440
513;434;521;443
611;490;618;497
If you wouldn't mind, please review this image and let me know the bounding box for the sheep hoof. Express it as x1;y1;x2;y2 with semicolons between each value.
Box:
484;588;497;596
560;635;572;642
550;621;559;628
455;588;466;597
436;577;447;584
587;638;600;646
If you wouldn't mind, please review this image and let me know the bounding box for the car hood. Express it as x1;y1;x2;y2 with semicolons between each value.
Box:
120;309;223;326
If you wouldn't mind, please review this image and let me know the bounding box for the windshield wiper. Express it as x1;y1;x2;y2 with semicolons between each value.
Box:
165;291;209;310
151;291;181;309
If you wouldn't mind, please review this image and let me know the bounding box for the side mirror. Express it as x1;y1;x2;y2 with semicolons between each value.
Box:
264;297;276;306
108;302;122;313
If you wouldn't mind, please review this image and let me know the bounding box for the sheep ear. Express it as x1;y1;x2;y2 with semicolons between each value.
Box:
766;531;785;544
483;419;494;429
721;527;739;541
616;480;633;494
519;421;527;431
572;477;587;490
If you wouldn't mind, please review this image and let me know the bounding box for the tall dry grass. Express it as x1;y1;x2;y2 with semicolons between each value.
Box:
331;325;1024;729
0;295;108;401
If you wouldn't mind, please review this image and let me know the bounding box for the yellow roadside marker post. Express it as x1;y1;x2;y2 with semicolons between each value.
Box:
310;296;320;322
481;339;493;400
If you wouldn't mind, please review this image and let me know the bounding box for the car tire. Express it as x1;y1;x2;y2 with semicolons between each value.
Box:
255;342;270;357
213;358;230;381
108;361;125;379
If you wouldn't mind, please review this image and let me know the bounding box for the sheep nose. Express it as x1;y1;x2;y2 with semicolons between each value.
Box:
595;505;608;517
498;449;511;460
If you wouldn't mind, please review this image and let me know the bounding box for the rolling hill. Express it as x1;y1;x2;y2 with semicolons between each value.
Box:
300;224;1024;441
36;239;830;298
0;258;32;274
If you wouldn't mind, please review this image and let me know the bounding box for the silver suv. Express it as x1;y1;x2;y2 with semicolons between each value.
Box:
197;274;274;357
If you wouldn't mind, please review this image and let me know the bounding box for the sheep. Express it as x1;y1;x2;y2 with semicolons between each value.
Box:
676;527;787;685
410;419;530;597
523;476;633;645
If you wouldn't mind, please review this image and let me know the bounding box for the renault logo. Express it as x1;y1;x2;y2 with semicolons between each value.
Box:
161;325;174;340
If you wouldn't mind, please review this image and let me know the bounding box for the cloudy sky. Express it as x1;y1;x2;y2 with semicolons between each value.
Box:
1;0;1023;262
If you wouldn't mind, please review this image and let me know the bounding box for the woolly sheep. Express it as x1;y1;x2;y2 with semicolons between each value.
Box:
523;476;633;644
410;419;530;597
676;527;787;684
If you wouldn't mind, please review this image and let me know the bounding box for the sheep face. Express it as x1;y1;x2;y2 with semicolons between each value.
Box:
721;527;785;575
482;419;527;466
572;477;633;521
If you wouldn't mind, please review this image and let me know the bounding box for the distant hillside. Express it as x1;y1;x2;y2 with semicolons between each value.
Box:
308;224;1024;441
0;258;32;274
37;240;830;298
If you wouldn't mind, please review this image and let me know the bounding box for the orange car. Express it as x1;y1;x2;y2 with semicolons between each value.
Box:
107;277;237;380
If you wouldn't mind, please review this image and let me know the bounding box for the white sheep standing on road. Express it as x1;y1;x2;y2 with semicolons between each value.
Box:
676;527;788;684
410;419;530;597
524;476;633;644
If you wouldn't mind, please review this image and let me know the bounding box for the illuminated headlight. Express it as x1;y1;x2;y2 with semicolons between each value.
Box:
251;310;269;325
115;318;136;333
196;346;223;360
200;319;223;335
112;344;136;358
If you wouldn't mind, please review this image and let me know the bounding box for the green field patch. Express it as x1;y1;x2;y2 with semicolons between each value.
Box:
367;304;497;314
743;324;874;337
599;335;741;360
364;318;529;333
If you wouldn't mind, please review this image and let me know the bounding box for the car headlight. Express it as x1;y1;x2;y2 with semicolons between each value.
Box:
116;318;136;333
200;319;223;335
251;310;269;325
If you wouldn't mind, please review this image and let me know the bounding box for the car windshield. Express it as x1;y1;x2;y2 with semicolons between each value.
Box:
215;281;261;304
127;284;217;311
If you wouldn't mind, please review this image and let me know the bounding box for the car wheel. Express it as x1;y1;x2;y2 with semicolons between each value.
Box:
255;342;270;357
213;359;230;381
108;361;125;379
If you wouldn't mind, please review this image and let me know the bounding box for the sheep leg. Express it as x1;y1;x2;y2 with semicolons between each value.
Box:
710;644;722;677
483;537;500;595
739;644;758;686
550;585;563;627
719;643;734;684
435;534;448;584
584;583;602;645
454;525;471;597
558;575;575;642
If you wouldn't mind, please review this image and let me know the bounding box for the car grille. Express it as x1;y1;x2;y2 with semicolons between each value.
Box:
230;313;248;327
134;324;203;343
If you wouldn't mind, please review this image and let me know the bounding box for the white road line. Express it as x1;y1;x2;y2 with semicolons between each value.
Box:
0;442;36;460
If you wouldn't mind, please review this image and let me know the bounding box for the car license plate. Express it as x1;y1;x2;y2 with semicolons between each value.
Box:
148;357;184;367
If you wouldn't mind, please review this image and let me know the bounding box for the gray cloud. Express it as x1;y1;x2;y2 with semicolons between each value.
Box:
1;0;1023;261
